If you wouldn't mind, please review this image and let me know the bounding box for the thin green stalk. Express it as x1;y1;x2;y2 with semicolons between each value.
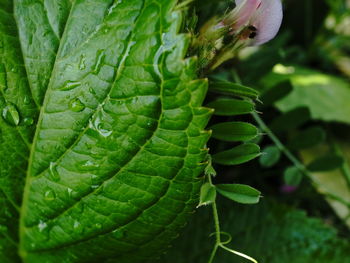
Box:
252;112;308;175
206;176;258;263
207;175;221;263
252;112;350;207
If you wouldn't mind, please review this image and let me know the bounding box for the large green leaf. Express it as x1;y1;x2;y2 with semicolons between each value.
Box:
261;64;350;124
159;199;350;263
0;0;212;262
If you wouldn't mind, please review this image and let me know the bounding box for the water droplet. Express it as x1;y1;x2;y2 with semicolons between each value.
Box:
23;117;34;126
2;103;20;126
49;162;60;181
38;221;48;232
112;229;126;239
89;115;113;137
23;96;31;105
73;220;83;234
97;123;112;137
44;189;56;201
67;188;73;198
95;223;102;229
73;221;80;229
79;55;86;70
80;160;99;171
90;174;99;184
69;98;85;112
60;81;81;91
91;184;99;190
89;87;96;95
93;50;105;74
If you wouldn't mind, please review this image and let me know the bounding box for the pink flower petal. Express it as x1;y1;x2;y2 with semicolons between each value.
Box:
250;0;283;45
228;0;262;28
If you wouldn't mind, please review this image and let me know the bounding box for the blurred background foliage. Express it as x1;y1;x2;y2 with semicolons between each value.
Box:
161;0;350;262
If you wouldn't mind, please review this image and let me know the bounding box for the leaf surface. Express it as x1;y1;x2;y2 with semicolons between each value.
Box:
0;0;212;262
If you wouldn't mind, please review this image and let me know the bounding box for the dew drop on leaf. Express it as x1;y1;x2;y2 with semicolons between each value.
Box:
49;162;60;181
97;123;112;137
23;117;34;126
44;189;56;201
89;87;96;95
2;103;20;126
79;54;86;70
112;229;126;239
38;221;48;232
73;220;84;234
23;95;31;105
80;160;99;170
73;221;80;229
95;223;102;229
60;81;81;91
69;98;86;112
93;49;105;74
89;116;113;137
67;188;73;198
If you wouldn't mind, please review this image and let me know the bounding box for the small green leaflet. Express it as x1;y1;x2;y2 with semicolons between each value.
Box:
198;183;217;207
209;81;259;100
216;184;261;204
259;145;281;168
206;98;255;116
210;122;258;142
212;143;261;166
284;166;303;186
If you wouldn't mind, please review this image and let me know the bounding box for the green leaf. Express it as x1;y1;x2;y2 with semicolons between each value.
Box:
270;107;311;133
307;154;344;172
198;183;216;207
206;98;255;116
259;145;281;168
216;184;261;204
283;166;303;186
288;126;326;150
262;65;350;124
212;143;261;166
1;1;212;262
209;81;259;100
210;122;258;142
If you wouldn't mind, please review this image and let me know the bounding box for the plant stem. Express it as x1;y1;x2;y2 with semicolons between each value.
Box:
252;112;350;207
252;112;308;175
206;176;258;263
207;176;221;263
